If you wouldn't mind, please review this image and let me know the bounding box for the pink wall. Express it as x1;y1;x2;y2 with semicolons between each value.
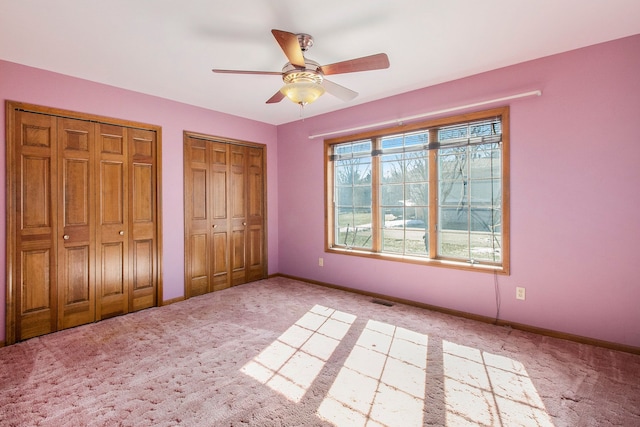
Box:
2;34;639;348
0;60;279;341
277;34;640;348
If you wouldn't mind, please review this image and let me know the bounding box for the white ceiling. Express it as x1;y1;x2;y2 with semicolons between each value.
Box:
1;1;639;125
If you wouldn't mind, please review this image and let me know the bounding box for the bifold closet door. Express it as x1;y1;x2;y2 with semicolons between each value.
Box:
245;146;266;283
229;144;247;287
57;118;97;330
184;138;231;296
231;144;266;286
95;124;129;319
184;133;266;299
12;111;59;340
128;128;158;312
6;101;161;344
94;125;158;318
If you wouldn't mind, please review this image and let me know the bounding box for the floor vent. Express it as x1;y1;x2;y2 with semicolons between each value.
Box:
372;299;394;307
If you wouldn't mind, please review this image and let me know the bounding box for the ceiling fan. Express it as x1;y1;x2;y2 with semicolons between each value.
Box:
212;29;390;107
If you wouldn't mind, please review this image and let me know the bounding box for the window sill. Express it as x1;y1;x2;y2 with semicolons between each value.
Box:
326;246;509;275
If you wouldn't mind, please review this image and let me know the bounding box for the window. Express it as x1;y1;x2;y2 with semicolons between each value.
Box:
325;107;509;273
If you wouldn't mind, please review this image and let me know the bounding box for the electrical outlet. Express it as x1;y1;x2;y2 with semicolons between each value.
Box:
318;257;324;267
516;287;526;300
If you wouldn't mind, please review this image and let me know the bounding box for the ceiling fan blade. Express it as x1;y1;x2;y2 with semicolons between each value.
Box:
266;90;285;104
212;69;281;76
320;53;390;75
271;29;305;68
322;79;358;102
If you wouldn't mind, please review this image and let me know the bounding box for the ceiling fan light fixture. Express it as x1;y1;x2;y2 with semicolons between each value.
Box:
280;80;325;106
280;71;325;106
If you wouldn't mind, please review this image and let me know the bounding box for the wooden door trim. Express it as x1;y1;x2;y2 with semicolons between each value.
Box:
5;100;163;345
184;130;266;150
7;101;162;131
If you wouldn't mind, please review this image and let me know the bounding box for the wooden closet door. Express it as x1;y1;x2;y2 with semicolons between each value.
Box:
184;137;211;297
95;124;129;319
245;146;266;282
230;145;247;287
129;128;158;311
57;118;96;329
11;111;59;340
6;101;162;344
183;132;266;298
209;141;231;291
184;137;231;297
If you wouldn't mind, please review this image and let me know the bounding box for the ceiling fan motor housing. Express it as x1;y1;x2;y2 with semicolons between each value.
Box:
282;59;323;84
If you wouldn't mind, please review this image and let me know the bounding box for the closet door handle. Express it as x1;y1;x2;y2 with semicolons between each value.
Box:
63;234;70;240
119;230;125;236
242;222;247;226
212;224;217;228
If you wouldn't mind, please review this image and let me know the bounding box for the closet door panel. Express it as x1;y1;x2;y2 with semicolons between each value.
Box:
129;129;157;310
57;118;95;329
13;111;58;340
22;158;52;231
132;239;154;310
96;125;129;319
184;138;212;296
19;246;54;339
101;242;125;294
189;233;209;296
229;145;246;286
211;231;229;291
246;147;266;282
210;141;230;290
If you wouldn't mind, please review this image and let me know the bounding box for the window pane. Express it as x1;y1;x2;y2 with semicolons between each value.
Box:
439;181;466;205
438;229;469;259
469;180;497;205
336;185;353;206
404;155;428;182
440;207;468;231
381;212;427;257
381;160;404;183
470;207;497;232
439;125;467;141
381;184;404;206
379;133;429;257
353;184;372;208
407;183;428;205
336;208;373;249
333;141;373;250
381;134;404;149
469;235;501;262
469;150;500;179
437;139;502;262
469;232;502;262
335;165;352;184
405;206;429;257
355;162;372;184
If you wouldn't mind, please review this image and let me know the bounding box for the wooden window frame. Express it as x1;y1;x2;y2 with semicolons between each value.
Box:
325;106;510;275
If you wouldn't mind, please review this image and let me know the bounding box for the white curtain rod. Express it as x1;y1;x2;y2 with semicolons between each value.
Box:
307;89;542;140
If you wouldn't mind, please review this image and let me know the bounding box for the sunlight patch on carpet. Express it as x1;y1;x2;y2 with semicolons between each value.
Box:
316;319;428;427
442;340;555;426
241;304;356;403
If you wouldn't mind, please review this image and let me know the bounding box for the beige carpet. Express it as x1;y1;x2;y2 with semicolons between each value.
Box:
1;276;638;426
